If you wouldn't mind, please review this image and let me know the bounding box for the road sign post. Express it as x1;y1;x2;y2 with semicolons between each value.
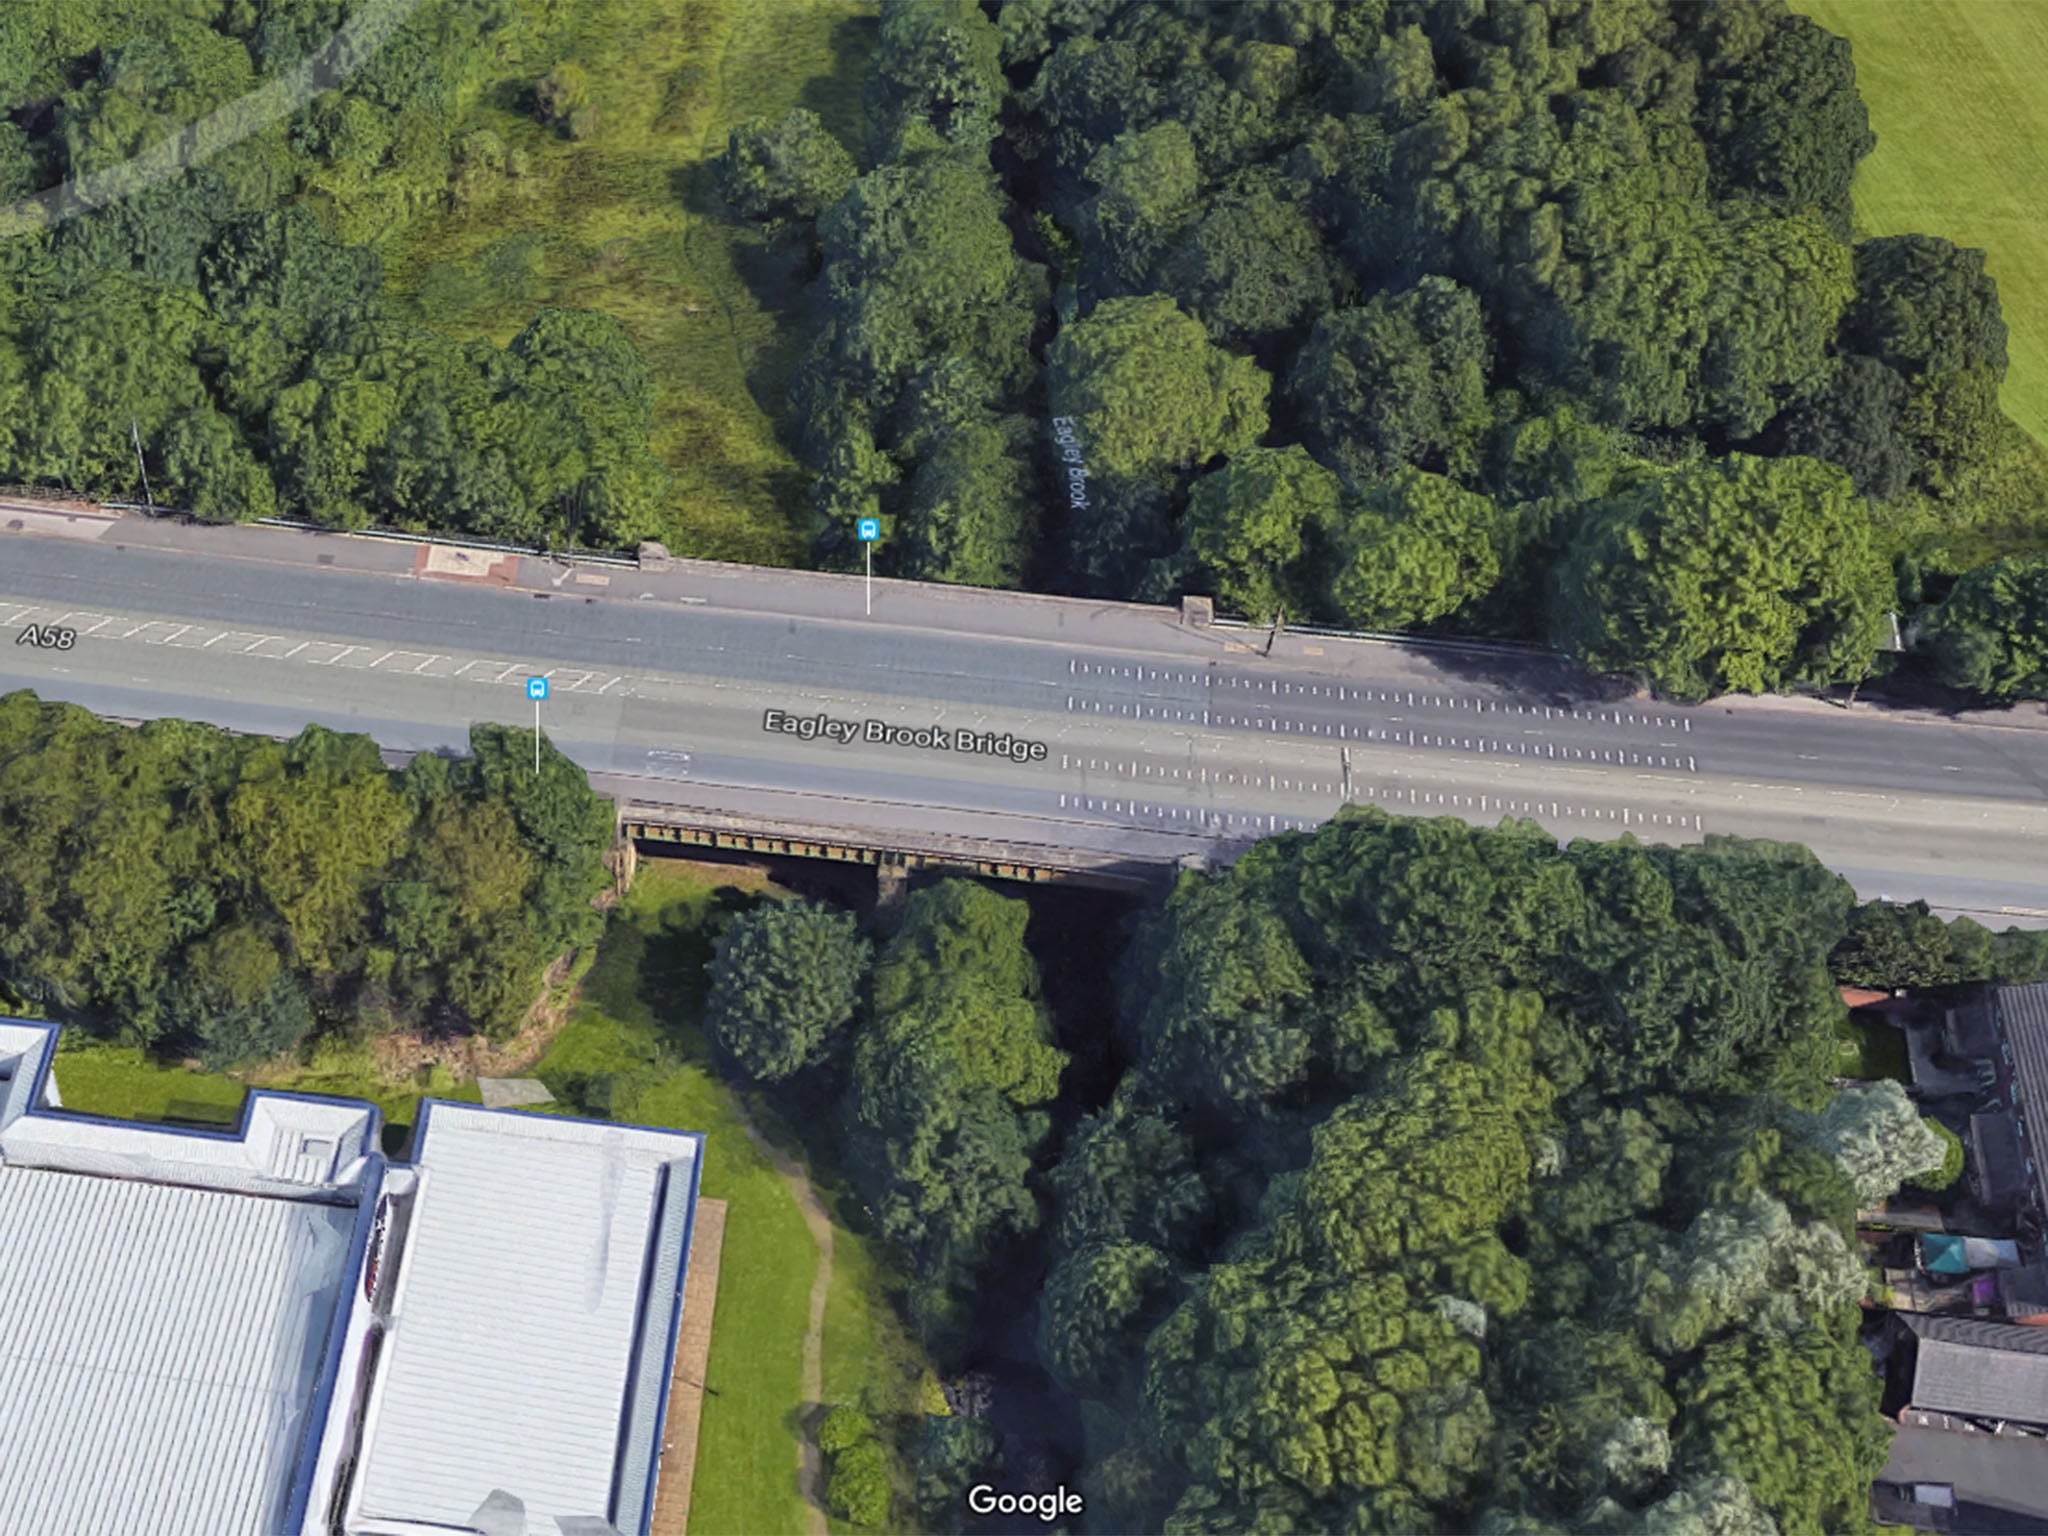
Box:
857;518;879;615
526;676;549;773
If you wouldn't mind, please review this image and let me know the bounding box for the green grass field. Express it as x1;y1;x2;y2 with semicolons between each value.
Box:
49;857;923;1536
382;0;875;564
1802;0;2048;448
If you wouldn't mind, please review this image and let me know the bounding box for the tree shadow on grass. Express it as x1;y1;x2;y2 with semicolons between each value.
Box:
160;1097;240;1128
670;157;725;220
580;880;783;1073
798;14;876;150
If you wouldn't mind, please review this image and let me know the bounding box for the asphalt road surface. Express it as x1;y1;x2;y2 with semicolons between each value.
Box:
4;503;2046;925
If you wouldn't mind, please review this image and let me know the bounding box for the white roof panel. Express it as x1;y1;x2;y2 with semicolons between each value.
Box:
0;1163;357;1536
348;1105;700;1536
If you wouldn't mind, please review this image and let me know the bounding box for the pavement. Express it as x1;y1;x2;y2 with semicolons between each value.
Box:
2;501;2046;925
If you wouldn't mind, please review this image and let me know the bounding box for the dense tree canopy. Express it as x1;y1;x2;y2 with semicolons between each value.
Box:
1925;555;2048;703
1829;896;2048;990
1551;454;1892;699
845;880;1068;1351
719;108;857;227
1285;277;1490;485
0;691;613;1057
1037;808;1909;1533
705;900;871;1082
794;142;1049;570
0;0;674;550
752;0;2048;703
1155;444;1338;620
1326;467;1509;632
1047;293;1269;593
0;0;2037;697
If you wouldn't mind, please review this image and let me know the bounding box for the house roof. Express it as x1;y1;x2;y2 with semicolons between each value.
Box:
1905;1315;2048;1426
1972;1113;2033;1215
340;1102;702;1536
1950;996;2002;1061
1881;1421;2048;1525
1994;985;2048;1223
0;1164;358;1536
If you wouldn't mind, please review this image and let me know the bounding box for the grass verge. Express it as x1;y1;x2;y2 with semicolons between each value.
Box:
819;1216;934;1534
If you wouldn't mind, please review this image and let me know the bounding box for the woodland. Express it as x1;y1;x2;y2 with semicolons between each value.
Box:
733;0;2048;701
699;815;2048;1534
0;3;2039;698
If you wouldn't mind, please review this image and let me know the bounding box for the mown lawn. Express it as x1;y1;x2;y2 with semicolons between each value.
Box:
379;0;875;564
50;1032;483;1139
46;1041;249;1126
50;855;925;1536
1802;0;2048;448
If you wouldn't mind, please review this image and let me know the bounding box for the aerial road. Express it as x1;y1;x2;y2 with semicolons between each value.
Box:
3;501;2046;924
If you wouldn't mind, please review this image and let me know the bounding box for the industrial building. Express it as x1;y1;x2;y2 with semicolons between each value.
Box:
0;1018;705;1536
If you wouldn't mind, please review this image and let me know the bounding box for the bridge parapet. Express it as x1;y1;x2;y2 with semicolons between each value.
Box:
616;799;1189;893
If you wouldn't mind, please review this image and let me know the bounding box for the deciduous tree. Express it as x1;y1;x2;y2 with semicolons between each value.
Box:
1287;277;1491;482
1550;455;1890;700
1326;468;1508;631
1163;445;1341;620
1047;293;1268;593
704;900;870;1082
1926;555;2048;702
845;881;1066;1339
719;108;858;226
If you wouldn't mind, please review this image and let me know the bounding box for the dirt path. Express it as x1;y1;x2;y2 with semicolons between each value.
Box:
738;1115;834;1536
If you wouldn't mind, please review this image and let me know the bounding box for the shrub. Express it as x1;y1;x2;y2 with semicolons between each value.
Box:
826;1439;894;1527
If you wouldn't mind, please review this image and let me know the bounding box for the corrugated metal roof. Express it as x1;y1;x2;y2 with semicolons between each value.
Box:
0;1163;357;1536
1906;1315;2048;1425
1996;985;2048;1223
347;1104;700;1536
